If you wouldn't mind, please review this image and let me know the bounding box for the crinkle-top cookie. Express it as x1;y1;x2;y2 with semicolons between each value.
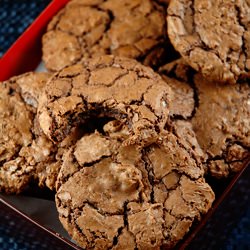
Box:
0;72;51;193
56;125;214;249
191;74;250;178
167;0;250;84
160;59;250;178
38;55;173;144
42;0;170;71
0;72;83;193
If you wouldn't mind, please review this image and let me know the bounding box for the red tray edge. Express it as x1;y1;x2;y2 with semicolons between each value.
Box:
0;0;70;81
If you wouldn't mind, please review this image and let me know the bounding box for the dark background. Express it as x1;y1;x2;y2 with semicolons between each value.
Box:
0;0;249;249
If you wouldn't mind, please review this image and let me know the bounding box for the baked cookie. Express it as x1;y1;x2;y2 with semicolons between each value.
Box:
191;74;250;178
38;55;173;144
160;59;250;178
0;72;50;193
0;72;83;194
167;0;250;84
56;128;214;249
42;0;171;72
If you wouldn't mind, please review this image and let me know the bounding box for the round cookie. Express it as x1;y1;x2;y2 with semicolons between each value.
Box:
56;127;214;249
0;72;83;194
42;0;170;72
38;55;173;144
167;0;250;84
159;59;250;178
191;74;250;178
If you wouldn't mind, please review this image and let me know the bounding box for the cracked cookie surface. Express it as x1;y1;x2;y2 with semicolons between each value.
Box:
42;0;170;71
0;72;50;193
56;127;214;249
0;72;82;193
160;59;250;178
192;74;250;178
38;55;172;144
167;0;250;84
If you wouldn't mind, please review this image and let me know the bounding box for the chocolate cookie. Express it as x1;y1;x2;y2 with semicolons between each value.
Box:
42;0;170;72
167;0;250;84
191;74;250;178
0;72;83;194
160;59;250;178
38;55;173;144
56;128;214;249
0;72;51;193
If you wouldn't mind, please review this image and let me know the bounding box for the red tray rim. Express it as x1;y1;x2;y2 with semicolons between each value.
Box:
0;1;249;249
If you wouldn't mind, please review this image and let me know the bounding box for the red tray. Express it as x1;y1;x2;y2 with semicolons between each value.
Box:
0;1;249;249
0;0;70;81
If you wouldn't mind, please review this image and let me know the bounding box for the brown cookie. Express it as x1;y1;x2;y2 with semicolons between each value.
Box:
56;128;214;249
38;55;173;144
191;74;250;178
0;72;50;193
167;0;250;84
160;59;250;178
42;0;171;72
0;72;83;194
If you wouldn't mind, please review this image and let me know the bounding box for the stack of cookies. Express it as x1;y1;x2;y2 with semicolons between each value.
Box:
0;0;249;249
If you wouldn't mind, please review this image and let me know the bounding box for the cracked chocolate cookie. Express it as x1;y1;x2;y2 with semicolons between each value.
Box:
0;72;51;193
167;0;250;84
0;72;83;194
42;0;170;72
160;59;250;178
159;58;198;120
56;128;214;249
38;55;173;144
191;74;250;178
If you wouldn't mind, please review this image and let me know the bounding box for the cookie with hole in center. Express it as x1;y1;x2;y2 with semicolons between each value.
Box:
38;55;173;145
